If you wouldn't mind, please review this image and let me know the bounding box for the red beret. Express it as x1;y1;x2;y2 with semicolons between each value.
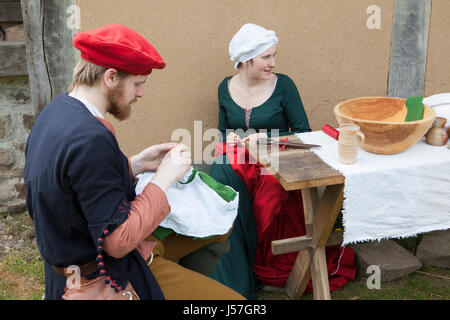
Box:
73;24;165;75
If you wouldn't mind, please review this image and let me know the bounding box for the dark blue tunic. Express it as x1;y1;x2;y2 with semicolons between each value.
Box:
24;94;164;300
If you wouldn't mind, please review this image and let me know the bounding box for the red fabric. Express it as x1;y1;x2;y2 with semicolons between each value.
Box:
216;142;355;292
322;124;339;141
73;24;165;75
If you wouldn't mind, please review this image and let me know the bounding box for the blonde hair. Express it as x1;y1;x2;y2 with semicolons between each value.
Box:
68;59;130;92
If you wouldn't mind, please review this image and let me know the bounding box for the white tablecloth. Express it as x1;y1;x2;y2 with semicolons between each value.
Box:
297;115;450;245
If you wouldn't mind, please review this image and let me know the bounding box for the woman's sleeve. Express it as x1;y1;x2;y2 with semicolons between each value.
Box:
218;82;230;141
282;76;311;133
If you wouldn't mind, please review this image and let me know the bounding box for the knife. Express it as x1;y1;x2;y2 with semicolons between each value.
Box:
256;138;321;149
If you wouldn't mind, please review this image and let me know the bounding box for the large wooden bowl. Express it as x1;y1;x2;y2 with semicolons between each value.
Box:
334;97;435;154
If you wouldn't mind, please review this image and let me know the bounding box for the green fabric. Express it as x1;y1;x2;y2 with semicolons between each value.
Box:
197;171;237;203
152;226;175;240
178;241;231;277
178;167;237;203
209;156;262;300
405;96;424;122
217;73;311;140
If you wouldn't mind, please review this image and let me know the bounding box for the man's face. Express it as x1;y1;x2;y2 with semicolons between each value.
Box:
107;74;148;121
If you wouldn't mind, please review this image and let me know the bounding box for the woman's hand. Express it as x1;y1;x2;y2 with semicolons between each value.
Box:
130;142;178;176
241;132;268;143
226;132;242;146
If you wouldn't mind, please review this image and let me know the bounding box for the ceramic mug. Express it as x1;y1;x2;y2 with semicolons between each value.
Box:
338;124;365;164
425;117;448;146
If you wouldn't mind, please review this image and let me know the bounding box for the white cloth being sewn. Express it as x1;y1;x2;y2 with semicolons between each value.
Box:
135;168;239;238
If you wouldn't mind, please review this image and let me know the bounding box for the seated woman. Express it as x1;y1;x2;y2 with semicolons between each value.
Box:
209;23;355;299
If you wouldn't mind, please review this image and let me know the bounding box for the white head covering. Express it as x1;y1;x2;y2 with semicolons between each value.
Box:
229;23;278;70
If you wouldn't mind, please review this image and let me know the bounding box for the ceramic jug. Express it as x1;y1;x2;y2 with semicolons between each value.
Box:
338;124;365;164
426;117;448;146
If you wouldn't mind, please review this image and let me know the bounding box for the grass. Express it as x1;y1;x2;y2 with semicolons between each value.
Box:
0;212;45;300
0;247;45;300
1;212;449;300
257;266;450;300
328;266;450;300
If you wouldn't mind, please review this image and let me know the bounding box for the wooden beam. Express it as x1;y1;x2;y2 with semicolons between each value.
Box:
310;247;331;300
284;249;312;299
285;184;344;299
302;187;318;237
313;184;345;248
272;235;313;255
388;0;431;98
0;1;22;22
272;229;344;256
0;40;27;76
21;0;79;116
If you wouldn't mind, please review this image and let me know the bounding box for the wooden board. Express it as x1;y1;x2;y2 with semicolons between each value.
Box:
274;152;344;190
246;135;344;190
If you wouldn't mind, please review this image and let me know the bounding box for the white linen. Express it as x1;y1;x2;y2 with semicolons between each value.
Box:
135;168;239;238
297;128;450;245
423;93;450;123
229;23;278;70
68;93;104;119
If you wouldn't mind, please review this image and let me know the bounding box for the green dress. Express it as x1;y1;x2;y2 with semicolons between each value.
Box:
210;73;311;299
217;73;310;139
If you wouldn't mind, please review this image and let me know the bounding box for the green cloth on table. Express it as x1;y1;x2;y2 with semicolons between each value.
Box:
405;96;424;122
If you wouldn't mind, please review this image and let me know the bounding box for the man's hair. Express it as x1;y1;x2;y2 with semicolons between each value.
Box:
68;59;130;92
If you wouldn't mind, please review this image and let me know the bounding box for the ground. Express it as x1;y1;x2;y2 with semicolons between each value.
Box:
1;211;449;300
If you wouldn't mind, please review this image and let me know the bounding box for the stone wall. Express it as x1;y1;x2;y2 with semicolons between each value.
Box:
0;20;32;214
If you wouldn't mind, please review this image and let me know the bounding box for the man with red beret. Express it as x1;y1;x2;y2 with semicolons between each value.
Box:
24;24;243;300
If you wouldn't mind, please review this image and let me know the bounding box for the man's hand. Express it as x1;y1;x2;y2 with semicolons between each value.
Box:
130;142;177;176
151;144;192;191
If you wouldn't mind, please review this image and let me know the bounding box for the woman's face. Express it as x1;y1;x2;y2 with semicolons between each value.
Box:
244;45;277;80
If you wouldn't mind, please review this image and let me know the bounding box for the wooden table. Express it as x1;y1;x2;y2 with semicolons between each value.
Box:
246;135;345;300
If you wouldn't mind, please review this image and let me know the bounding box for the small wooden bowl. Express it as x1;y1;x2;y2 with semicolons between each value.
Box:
334;97;435;154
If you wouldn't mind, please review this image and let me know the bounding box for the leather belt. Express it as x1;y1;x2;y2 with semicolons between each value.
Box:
52;259;98;277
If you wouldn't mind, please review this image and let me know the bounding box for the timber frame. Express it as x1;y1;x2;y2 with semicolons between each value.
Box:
20;0;79;116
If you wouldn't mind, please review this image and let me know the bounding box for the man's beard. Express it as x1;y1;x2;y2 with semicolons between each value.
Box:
106;85;135;121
